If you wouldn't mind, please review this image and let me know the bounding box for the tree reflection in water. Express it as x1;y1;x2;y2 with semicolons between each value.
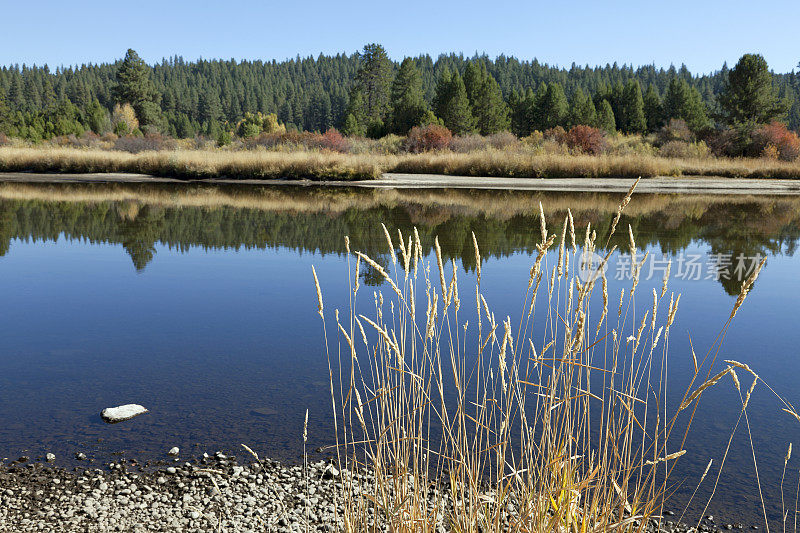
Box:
0;182;797;293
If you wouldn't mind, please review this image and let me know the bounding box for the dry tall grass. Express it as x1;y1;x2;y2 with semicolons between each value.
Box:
313;185;800;532
0;147;383;181
392;151;800;179
3;146;800;180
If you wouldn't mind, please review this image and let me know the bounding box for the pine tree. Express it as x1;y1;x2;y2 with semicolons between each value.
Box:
536;82;568;130
568;87;597;127
433;69;475;135
719;54;788;131
8;76;24;110
596;99;616;132
390;58;428;134
342;89;367;136
175;114;195;138
112;49;162;128
86;99;110;134
617;80;646;134
41;78;57;109
342;113;363;137
307;91;332;132
643;84;664;132
462;62;483;106
663;77;709;132
198;91;223;124
0;87;8;127
526;83;548;131
509;88;536;136
23;77;42;112
352;44;393;128
278;100;293;127
470;64;510;134
432;67;453;120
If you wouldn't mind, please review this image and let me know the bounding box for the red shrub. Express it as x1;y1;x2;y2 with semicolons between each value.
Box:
565;125;607;155
320;128;350;152
751;122;800;161
404;124;453;153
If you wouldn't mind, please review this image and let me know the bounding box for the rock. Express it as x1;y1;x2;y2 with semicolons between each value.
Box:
75;452;87;460
168;447;179;456
166;467;177;475
100;404;149;423
322;464;340;480
45;453;55;462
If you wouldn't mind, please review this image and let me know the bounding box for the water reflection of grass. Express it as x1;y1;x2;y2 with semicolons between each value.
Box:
2;180;800;219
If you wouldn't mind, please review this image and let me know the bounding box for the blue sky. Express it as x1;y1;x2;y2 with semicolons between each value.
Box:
1;0;798;74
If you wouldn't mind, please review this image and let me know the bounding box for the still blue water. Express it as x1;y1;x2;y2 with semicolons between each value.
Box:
0;183;798;527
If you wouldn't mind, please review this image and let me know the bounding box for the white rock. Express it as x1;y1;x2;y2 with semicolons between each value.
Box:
168;447;179;456
45;453;55;462
100;404;149;423
322;464;340;479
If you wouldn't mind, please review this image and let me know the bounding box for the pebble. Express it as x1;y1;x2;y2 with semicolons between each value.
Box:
0;454;759;533
322;464;340;479
168;447;179;456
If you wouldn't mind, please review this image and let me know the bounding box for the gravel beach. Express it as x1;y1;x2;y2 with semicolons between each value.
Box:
0;452;753;532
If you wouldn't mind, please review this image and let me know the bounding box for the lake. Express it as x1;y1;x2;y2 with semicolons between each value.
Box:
0;180;798;527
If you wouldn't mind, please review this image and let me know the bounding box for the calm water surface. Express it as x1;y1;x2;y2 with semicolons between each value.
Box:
0;182;798;526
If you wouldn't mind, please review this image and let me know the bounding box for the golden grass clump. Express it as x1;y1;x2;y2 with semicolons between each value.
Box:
310;187;800;533
0;146;384;181
3;145;800;180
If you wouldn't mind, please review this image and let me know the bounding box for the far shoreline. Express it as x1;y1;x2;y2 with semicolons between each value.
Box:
2;171;800;195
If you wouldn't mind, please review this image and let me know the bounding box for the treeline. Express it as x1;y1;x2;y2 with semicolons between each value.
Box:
0;45;798;145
